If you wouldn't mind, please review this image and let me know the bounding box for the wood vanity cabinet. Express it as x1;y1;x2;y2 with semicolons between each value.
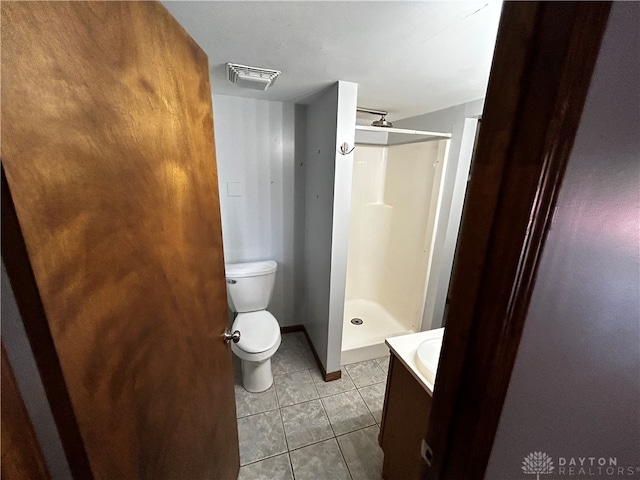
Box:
379;352;433;480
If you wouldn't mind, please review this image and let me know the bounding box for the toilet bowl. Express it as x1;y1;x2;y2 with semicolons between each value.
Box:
226;260;280;392
231;311;281;392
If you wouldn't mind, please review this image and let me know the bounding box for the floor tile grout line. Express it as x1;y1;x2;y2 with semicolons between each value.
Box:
280;395;326;412
237;409;288;467
375;356;390;372
288;449;296;480
315;379;359;401
357;385;378;423
286;434;340;453
322;388;378;437
353;384;378;426
375;360;388;376
334;435;355;480
236;404;280;420
273;377;280;405
234;381;279;417
310;376;321;405
239;449;289;469
336;437;353;480
347;360;387;388
240;423;380;470
318;393;339;440
278;378;322;409
288;437;351;480
335;422;383;480
278;350;297;480
353;372;388;390
236;401;279;420
281;397;335;452
333;422;380;440
277;406;292;457
356;379;387;423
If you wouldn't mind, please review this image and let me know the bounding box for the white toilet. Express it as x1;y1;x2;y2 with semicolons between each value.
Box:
226;260;281;392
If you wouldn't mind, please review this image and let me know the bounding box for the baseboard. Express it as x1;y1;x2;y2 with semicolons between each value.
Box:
280;325;303;334
280;324;341;382
323;369;342;382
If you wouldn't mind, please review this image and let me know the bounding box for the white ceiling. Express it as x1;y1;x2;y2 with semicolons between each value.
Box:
163;1;502;121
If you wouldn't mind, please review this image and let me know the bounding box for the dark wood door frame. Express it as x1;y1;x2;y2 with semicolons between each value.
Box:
424;2;611;479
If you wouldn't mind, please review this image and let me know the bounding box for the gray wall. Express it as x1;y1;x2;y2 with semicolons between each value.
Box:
293;104;308;328
301;84;339;371
212;95;297;326
486;3;640;478
394;99;484;330
300;81;358;373
1;263;71;479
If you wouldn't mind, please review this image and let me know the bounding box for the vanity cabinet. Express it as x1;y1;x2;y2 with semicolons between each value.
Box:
379;352;433;480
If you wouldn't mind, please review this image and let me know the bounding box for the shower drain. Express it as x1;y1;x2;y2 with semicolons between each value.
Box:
350;318;363;325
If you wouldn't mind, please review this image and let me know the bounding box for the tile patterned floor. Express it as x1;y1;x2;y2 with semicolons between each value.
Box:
235;332;388;480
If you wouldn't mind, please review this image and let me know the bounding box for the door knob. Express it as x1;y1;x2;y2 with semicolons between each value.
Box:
223;329;241;344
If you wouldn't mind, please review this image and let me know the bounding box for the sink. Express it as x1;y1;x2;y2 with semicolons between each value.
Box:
415;337;442;384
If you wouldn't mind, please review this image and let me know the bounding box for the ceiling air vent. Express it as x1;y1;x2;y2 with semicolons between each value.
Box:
226;63;281;91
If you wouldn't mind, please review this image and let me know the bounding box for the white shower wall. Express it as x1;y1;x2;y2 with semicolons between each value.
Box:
344;145;391;302
381;141;447;326
343;140;448;356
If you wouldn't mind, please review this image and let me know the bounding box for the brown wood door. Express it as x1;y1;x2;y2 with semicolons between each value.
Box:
1;2;239;479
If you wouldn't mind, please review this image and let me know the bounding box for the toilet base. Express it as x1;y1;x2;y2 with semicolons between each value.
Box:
241;358;274;392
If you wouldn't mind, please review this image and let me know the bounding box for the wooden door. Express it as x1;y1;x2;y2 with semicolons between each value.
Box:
1;2;239;479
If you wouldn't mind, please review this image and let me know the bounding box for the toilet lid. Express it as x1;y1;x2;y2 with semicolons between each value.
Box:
232;311;280;354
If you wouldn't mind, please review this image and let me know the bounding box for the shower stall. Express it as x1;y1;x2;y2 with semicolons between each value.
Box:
341;120;450;363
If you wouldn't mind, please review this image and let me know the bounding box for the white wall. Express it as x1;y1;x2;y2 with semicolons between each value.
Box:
301;81;358;374
394;100;483;330
327;81;359;372
485;3;640;477
212;95;296;326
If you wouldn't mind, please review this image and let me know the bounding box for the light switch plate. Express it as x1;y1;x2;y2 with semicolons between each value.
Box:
421;439;433;466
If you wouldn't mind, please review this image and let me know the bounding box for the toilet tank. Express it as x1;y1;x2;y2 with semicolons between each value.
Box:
225;260;277;313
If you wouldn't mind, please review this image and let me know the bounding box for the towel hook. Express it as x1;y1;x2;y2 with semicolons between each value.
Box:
339;142;355;155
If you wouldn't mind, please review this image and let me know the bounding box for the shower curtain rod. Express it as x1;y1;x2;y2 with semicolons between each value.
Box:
357;107;387;116
355;124;451;138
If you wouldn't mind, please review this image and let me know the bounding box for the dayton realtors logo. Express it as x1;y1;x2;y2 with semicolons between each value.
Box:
522;452;640;478
522;452;555;479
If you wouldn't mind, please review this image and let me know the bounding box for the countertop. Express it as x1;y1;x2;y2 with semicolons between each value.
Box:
385;327;445;396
